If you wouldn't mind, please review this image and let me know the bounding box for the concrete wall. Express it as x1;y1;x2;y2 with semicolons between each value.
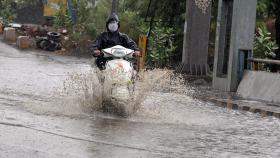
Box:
237;71;280;103
213;0;257;92
227;0;257;91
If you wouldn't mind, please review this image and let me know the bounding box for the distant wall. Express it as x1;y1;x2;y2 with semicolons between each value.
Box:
14;2;45;24
237;70;280;103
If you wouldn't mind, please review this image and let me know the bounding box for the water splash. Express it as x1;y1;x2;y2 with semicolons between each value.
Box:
62;67;195;117
62;68;103;113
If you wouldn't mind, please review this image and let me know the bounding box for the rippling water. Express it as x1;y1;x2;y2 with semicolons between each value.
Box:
0;42;280;157
58;68;280;158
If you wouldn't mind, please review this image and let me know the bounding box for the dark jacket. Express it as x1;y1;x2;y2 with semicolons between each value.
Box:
91;13;138;55
91;31;139;52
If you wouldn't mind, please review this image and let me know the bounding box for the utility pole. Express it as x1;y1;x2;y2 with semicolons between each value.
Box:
111;0;118;14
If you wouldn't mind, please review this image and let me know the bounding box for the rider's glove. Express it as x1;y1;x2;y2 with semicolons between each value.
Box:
93;50;102;57
133;50;141;57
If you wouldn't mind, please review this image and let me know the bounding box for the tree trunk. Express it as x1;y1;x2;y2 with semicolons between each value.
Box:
111;0;118;14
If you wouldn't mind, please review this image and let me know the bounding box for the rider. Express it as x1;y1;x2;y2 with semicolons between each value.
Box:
91;13;140;69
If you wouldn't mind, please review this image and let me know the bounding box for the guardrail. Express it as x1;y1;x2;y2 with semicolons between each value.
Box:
238;57;279;82
248;58;280;65
247;58;280;71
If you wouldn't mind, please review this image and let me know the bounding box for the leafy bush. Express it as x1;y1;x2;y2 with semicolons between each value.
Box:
85;23;97;38
0;0;16;24
53;7;72;29
89;0;146;40
0;0;37;24
119;10;144;40
87;0;111;32
70;31;82;42
254;27;278;59
147;24;177;68
53;0;98;42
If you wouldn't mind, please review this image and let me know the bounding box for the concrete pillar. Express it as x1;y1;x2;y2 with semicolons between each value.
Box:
213;0;257;92
182;0;212;76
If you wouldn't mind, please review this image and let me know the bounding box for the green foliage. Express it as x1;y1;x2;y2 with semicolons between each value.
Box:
73;0;92;25
89;0;111;32
147;24;177;68
256;0;279;29
85;23;97;38
257;0;270;20
53;0;98;41
70;31;82;42
85;0;147;40
122;0;186;59
54;6;72;29
257;0;277;19
119;10;145;40
0;0;38;24
254;27;278;59
0;0;16;24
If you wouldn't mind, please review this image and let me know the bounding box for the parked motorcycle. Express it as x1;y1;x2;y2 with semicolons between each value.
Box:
97;45;137;116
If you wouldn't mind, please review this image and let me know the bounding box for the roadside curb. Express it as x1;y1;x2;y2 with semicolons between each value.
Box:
199;97;280;119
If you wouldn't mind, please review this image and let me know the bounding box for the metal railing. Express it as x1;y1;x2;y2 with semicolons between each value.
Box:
247;58;280;71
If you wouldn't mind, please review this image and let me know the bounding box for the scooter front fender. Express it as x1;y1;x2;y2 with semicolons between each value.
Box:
104;59;133;84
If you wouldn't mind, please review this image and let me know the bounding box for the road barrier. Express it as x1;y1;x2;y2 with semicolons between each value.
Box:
3;27;17;42
17;36;30;49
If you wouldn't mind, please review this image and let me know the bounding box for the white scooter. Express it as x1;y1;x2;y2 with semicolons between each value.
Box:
98;45;136;116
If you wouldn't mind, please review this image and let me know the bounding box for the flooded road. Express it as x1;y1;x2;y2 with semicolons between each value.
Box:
0;41;280;158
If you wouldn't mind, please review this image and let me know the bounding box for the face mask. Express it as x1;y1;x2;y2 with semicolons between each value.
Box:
108;21;118;32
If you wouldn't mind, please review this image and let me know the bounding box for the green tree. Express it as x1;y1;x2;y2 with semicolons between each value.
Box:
0;0;37;24
0;0;17;24
256;0;280;60
121;0;185;64
254;27;278;59
147;23;177;68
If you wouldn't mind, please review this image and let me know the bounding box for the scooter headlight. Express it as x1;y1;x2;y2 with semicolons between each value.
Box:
112;49;126;58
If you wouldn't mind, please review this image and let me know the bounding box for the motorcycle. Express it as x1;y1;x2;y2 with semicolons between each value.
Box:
96;45;137;116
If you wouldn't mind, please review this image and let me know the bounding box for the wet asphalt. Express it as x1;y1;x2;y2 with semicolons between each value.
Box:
0;41;280;158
